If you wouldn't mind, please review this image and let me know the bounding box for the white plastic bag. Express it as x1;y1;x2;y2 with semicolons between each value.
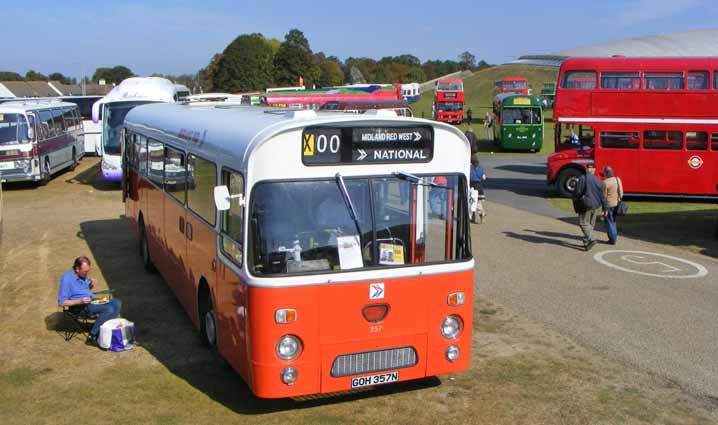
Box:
98;318;135;351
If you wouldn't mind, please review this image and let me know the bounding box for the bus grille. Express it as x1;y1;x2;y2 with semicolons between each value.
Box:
330;346;417;377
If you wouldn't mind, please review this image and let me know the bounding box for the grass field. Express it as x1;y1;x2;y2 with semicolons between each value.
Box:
413;64;559;155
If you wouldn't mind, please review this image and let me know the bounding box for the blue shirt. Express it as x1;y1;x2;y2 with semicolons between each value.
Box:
58;268;93;305
470;165;485;183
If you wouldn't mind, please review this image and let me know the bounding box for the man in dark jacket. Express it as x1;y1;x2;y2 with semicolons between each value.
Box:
465;129;479;155
572;163;607;251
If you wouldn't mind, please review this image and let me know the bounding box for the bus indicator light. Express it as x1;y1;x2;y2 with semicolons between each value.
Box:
275;309;297;324
447;292;465;306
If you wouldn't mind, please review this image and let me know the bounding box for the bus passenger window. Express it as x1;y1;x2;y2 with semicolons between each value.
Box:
645;73;684;90
147;139;164;186
710;134;718;151
601;72;640;89
187;154;217;225
136;135;148;176
220;169;244;267
164;146;186;201
686;132;708;151
561;71;597;89
687;71;709;90
643;131;682;150
600;132;639;149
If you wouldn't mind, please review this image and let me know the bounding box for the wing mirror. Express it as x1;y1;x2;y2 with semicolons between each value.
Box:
214;185;244;211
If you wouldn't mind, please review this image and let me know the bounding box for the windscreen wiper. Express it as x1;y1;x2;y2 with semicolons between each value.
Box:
393;171;449;188
335;172;364;238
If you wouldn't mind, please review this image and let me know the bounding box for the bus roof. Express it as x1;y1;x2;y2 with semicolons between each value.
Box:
494;93;542;106
92;77;189;123
0;98;77;113
320;98;411;110
124;103;466;171
560;56;718;71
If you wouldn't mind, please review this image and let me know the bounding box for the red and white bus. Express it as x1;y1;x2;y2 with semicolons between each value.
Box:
547;57;718;198
121;104;474;398
494;77;529;95
434;79;464;124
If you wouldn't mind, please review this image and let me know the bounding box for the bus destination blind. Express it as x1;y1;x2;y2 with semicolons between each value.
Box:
302;126;433;165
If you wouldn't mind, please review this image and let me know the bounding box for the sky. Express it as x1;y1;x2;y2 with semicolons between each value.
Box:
2;0;717;80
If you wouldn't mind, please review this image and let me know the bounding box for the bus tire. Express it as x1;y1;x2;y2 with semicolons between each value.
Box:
199;285;217;349
139;221;156;272
557;168;582;198
69;148;78;171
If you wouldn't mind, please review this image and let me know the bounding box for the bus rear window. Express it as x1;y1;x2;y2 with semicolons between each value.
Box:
601;72;640;89
560;71;596;89
249;176;470;276
643;131;682;150
600;132;639;149
645;73;684;90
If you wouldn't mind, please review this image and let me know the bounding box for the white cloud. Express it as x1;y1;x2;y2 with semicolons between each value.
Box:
615;0;703;26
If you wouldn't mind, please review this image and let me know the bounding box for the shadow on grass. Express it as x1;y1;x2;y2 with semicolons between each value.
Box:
65;161;120;191
503;230;585;251
557;208;718;258
79;217;441;414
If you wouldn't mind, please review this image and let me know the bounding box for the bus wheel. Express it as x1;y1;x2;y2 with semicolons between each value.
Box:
200;289;217;349
69;148;78;171
139;221;156;272
557;168;582;198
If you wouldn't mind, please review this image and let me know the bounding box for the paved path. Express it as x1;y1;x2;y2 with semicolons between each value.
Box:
479;154;571;219
474;200;718;398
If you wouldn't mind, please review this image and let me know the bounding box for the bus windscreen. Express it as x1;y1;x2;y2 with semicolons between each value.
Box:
103;101;155;155
0;114;30;145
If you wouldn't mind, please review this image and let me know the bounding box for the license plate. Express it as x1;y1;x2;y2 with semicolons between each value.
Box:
351;371;399;388
0;162;13;170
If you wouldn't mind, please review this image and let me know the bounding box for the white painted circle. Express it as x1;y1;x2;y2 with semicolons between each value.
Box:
593;250;708;279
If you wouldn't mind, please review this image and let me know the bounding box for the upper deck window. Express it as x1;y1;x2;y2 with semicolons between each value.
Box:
436;82;463;91
644;73;684;90
502;80;528;90
601;72;640;89
249;175;470;276
560;71;597;89
687;71;709;90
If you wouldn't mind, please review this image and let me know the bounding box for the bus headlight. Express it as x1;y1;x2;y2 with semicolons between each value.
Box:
281;367;298;385
14;159;30;171
446;345;460;362
441;316;462;339
276;335;302;360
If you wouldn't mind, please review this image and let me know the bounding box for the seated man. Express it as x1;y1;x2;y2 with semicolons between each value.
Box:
58;256;122;346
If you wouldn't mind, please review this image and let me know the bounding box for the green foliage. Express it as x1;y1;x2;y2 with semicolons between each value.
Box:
459;51;477;69
48;72;75;84
273;29;320;87
151;73;199;91
198;54;223;92
213;34;275;92
92;66;135;84
315;54;345;87
0;71;24;81
25;70;48;81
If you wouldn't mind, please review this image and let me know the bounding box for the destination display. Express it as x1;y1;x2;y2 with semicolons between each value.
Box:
444;93;457;99
302;126;433;165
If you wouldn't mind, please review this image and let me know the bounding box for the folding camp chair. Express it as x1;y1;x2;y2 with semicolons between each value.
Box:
60;289;115;342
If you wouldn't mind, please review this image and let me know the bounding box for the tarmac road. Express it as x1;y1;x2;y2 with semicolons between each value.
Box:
473;154;718;399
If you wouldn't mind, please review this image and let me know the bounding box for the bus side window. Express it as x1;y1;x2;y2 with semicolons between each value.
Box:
712;134;718;151
220;169;244;266
147;138;164;186
164;145;186;202
136;135;148;176
37;110;53;141
686;132;708;151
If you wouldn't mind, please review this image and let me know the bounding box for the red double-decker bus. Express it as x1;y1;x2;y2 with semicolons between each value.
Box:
547;57;718;198
433;79;464;124
494;77;529;95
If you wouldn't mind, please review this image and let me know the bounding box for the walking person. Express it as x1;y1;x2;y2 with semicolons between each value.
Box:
483;111;492;140
469;155;487;222
602;165;623;245
465;128;479;156
572;163;607;251
466;107;473;125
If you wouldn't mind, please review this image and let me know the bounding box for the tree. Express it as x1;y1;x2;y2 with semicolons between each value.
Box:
315;53;345;87
25;70;48;81
0;71;23;81
458;51;476;70
344;57;377;83
212;34;275;92
273;29;320;87
92;66;135;84
198;53;223;92
48;72;73;84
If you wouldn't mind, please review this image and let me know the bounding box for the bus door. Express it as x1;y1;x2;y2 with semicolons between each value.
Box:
183;153;218;323
594;129;641;192
639;130;684;193
682;131;713;195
